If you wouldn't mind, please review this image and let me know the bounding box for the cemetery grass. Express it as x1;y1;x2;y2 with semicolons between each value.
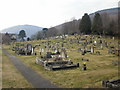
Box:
3;35;119;88
2;50;33;88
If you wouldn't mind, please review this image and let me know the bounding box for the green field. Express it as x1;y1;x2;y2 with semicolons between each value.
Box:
2;35;119;88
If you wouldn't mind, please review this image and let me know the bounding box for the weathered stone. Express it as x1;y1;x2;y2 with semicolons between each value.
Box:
96;51;101;55
90;46;94;53
82;58;89;61
61;47;67;58
102;79;120;88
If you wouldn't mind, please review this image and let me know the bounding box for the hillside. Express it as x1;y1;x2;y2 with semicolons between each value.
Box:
1;24;43;37
52;7;118;34
89;7;119;21
1;7;119;38
90;7;119;16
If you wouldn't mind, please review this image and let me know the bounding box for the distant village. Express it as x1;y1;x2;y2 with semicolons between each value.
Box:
0;32;68;45
0;33;17;44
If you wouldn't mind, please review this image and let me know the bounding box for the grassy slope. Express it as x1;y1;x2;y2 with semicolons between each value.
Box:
2;50;33;88
3;35;119;88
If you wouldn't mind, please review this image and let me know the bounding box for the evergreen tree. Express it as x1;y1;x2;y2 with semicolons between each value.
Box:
92;13;103;35
42;28;48;31
18;30;26;41
42;28;48;38
79;13;91;34
27;37;30;41
36;31;43;40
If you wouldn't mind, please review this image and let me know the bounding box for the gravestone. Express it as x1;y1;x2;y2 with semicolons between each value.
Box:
78;48;82;52
108;48;112;54
100;44;103;49
26;44;32;55
86;47;91;52
100;40;102;44
96;51;100;55
32;44;40;55
61;47;67;58
112;37;115;40
39;48;43;55
81;49;86;55
82;58;89;61
94;41;97;44
55;48;60;54
61;43;64;47
90;46;94;53
46;52;52;58
102;79;120;88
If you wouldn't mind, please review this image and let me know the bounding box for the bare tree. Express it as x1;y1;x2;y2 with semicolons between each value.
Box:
101;12;111;35
62;22;69;35
2;33;11;44
47;27;58;37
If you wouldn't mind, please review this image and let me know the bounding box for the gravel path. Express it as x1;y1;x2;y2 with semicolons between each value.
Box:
2;49;58;88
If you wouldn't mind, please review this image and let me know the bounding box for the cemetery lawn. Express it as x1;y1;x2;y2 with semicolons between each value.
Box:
2;50;33;88
3;35;119;88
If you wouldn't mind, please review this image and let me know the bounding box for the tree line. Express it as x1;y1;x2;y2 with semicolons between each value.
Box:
31;12;118;40
2;11;118;44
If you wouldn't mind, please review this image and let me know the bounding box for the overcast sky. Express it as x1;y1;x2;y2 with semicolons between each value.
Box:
0;0;119;31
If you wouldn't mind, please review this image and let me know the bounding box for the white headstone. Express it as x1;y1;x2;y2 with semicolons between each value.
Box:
32;47;34;54
94;41;97;44
112;37;114;40
91;47;94;53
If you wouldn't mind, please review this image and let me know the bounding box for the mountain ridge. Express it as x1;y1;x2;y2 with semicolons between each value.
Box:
89;7;119;15
1;24;43;37
1;7;118;37
53;7;118;32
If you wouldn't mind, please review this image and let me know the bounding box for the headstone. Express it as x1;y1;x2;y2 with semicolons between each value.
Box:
100;44;103;49
94;41;97;44
108;48;112;54
61;47;67;58
26;44;32;55
81;49;86;55
112;37;115;40
32;47;34;55
82;58;89;61
91;46;94;53
96;51;100;55
100;40;102;44
46;52;52;58
41;48;44;52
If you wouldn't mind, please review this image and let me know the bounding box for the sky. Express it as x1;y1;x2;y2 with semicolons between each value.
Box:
0;0;119;31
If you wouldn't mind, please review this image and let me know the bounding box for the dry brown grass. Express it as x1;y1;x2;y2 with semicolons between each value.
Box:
2;35;119;88
2;51;33;88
